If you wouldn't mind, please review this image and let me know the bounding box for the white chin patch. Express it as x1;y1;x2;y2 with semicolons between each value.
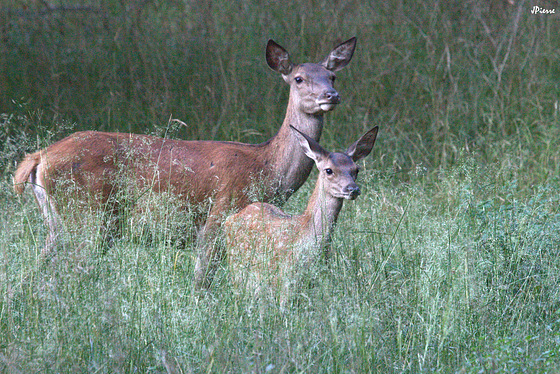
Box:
319;103;336;112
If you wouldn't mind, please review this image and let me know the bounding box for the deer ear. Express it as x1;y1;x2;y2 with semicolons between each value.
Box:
321;37;357;72
290;126;328;162
266;39;294;76
346;126;378;162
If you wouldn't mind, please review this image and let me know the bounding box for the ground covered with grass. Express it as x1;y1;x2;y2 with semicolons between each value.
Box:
1;0;560;372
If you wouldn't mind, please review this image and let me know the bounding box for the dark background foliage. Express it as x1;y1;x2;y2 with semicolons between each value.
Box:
2;0;558;177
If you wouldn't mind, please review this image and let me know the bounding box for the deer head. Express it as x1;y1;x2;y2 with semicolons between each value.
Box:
290;124;378;201
266;37;357;114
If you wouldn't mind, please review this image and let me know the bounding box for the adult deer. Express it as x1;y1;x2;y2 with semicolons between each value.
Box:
224;125;378;306
13;37;357;288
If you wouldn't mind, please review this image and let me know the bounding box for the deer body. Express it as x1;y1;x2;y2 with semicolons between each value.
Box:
13;38;357;288
224;126;378;305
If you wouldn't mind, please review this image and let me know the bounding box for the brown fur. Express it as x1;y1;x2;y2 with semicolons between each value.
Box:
12;38;357;288
13;152;41;194
224;126;378;305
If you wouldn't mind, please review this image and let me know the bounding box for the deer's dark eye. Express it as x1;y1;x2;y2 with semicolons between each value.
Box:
331;76;336;83
325;168;333;175
295;76;304;84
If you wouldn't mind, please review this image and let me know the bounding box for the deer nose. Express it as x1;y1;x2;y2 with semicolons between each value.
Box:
320;91;340;104
345;185;361;199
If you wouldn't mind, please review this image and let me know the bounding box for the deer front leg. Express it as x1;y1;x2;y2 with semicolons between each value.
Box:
193;201;229;290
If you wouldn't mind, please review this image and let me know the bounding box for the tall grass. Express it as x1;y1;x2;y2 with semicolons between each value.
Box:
2;0;560;372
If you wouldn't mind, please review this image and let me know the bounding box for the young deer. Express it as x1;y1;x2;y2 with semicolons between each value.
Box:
13;37;357;288
224;125;378;305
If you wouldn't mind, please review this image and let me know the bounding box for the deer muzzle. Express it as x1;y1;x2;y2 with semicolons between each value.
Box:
318;91;341;112
344;185;361;200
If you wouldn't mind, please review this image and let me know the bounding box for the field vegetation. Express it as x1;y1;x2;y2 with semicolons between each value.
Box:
1;0;560;372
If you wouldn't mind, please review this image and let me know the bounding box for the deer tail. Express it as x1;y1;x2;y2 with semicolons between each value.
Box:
13;152;41;195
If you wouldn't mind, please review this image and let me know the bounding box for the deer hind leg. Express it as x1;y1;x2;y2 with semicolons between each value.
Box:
30;168;63;256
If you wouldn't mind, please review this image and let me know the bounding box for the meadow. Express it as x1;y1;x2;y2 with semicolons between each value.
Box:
1;0;560;372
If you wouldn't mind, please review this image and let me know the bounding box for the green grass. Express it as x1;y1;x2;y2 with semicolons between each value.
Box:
2;0;560;372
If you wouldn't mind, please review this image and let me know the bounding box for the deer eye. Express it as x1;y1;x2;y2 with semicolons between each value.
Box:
331;76;336;83
295;76;304;84
325;168;333;175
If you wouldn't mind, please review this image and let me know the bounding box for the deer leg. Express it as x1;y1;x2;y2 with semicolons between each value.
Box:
30;177;64;257
193;220;221;290
96;204;122;252
193;201;229;290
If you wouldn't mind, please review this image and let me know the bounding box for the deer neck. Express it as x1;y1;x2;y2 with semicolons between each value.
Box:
265;99;324;201
300;177;344;248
